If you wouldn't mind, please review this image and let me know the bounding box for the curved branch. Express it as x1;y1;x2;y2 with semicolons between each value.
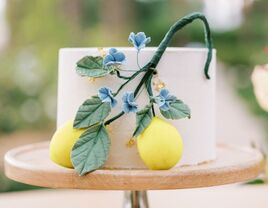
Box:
115;70;132;80
149;12;213;79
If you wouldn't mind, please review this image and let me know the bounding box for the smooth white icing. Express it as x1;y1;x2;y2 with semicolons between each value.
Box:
57;47;216;169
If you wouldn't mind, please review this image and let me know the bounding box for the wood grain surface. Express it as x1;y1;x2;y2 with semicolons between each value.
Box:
4;142;263;190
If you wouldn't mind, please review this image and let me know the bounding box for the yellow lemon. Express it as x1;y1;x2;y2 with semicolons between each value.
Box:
137;117;183;170
49;120;85;168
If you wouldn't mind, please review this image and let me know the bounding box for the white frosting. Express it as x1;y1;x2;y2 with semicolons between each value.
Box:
57;47;216;169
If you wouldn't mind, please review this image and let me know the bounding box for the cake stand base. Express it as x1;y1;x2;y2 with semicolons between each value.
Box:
123;191;148;208
4;142;263;208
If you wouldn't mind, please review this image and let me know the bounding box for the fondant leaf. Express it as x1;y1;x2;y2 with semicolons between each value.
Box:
160;100;191;120
76;56;111;78
74;96;111;129
71;124;110;175
133;104;152;137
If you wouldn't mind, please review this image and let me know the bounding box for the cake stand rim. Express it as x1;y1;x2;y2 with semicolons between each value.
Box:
4;141;263;190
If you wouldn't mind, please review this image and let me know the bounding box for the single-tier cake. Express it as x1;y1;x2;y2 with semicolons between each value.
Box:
49;13;216;175
57;47;216;169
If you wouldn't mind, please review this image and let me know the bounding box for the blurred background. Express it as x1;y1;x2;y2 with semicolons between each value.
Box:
0;0;268;206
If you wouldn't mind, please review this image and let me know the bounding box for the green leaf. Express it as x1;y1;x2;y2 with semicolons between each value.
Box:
71;124;110;175
133;104;152;137
160;100;191;120
74;96;111;129
76;56;111;78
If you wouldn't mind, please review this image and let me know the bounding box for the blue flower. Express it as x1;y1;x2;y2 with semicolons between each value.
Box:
122;92;138;113
128;32;151;51
103;48;126;66
155;89;176;111
98;87;117;107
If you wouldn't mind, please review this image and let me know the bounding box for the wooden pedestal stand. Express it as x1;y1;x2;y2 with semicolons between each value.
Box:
4;142;263;208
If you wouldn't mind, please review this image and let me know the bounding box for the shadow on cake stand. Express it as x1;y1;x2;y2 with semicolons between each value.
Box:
4;142;263;208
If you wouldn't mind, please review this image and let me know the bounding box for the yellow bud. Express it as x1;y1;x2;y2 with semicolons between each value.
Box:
126;138;136;147
153;77;166;91
88;77;96;82
98;47;106;57
106;125;113;133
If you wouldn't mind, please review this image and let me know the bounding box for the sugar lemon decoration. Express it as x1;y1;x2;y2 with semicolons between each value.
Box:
137;117;183;170
49;120;85;168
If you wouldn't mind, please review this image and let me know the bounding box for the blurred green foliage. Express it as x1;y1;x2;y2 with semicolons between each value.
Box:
1;0;267;134
0;172;42;192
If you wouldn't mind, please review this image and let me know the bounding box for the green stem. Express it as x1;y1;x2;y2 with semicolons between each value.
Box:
115;70;132;80
134;68;154;96
145;73;154;97
151;103;155;116
149;12;212;79
136;51;142;69
145;73;156;116
114;66;148;96
104;111;124;126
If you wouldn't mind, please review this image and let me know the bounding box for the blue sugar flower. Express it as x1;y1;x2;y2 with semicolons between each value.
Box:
103;48;126;66
155;89;176;111
122;92;138;113
98;87;117;107
128;32;151;51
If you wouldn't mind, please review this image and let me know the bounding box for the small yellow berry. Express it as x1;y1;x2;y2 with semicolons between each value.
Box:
106;125;113;133
98;47;106;57
126;138;136;147
88;77;96;82
153;77;166;91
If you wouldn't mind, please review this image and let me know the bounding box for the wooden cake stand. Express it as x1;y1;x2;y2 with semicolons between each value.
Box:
4;142;263;208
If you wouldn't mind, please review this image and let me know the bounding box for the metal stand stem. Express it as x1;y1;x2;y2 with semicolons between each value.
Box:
123;191;149;208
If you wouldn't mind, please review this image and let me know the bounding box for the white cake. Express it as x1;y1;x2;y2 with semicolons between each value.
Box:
57;47;216;169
